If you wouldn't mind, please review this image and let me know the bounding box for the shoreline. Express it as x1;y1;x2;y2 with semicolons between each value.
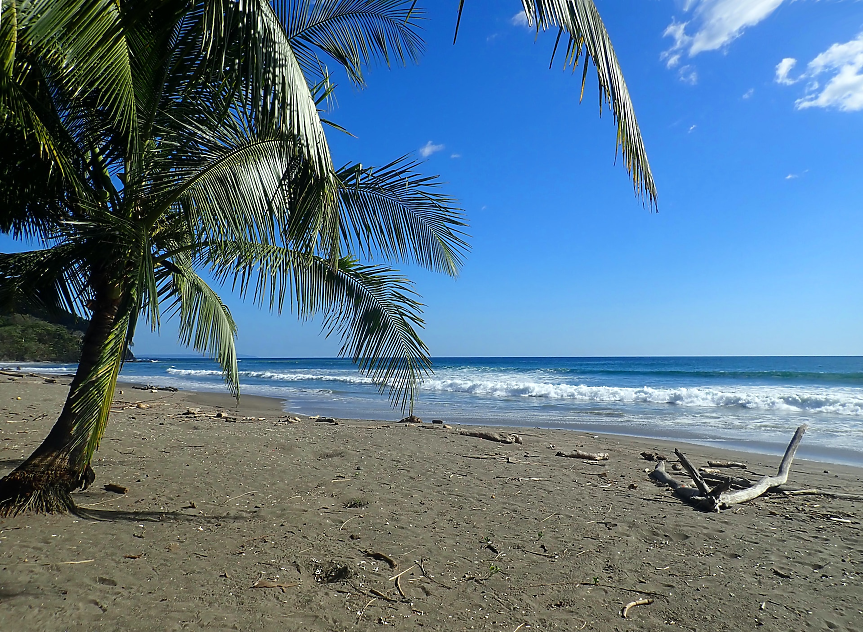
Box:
2;374;862;631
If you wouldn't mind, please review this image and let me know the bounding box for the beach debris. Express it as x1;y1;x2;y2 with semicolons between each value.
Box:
399;415;422;423
556;449;609;461
698;468;752;489
649;425;807;511
432;419;444;424
312;416;337;424
123;554;142;559
780;489;863;501
135;403;149;409
252;578;298;590
104;483;128;494
184;407;201;415
365;550;397;568
460;430;523;444
707;460;747;468
621;598;654;618
640;451;667;462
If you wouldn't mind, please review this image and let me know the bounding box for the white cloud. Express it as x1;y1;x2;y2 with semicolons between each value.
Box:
450;153;461;159
419;141;445;158
662;0;786;72
679;65;698;85
776;32;863;112
775;57;797;85
742;88;754;99
511;11;529;28
785;173;798;180
688;124;697;133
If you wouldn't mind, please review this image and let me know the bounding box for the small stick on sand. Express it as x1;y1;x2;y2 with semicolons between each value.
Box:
707;460;747;468
621;598;653;618
395;574;408;599
388;565;416;582
365;551;397;569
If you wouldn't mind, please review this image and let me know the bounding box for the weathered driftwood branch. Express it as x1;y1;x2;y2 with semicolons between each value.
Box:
699;468;753;489
556;449;609;461
649;425;807;511
717;425;806;508
674;449;713;496
459;430;523;444
780;489;863;501
707;460;747;468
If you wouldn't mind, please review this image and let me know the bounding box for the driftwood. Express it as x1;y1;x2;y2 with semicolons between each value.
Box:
707;460;747;468
556;449;609;461
459;430;523;444
780;489;863;501
698;468;753;489
649;425;807;511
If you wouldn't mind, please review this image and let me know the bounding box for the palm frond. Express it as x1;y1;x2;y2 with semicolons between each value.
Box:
520;0;656;208
201;0;333;174
161;259;239;396
206;241;429;410
277;0;424;87
454;0;656;209
10;0;137;142
0;246;91;317
336;157;469;276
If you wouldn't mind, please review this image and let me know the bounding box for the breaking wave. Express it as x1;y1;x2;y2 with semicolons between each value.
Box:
420;378;863;416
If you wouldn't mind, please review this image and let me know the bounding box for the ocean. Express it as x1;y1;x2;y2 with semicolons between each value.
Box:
9;356;863;466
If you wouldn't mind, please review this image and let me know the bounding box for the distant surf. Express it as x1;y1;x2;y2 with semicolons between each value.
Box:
7;356;863;466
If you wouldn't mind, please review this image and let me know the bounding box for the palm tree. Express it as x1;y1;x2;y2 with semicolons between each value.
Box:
0;0;468;515
0;0;656;516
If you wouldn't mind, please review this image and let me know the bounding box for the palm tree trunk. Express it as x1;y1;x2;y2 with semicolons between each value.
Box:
0;277;123;515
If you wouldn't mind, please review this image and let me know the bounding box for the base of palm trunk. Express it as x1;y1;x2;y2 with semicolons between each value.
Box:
0;462;94;516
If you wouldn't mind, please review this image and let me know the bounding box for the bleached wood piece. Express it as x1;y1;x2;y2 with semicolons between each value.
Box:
715;425;807;509
781;489;863;501
674;449;713;497
556;449;609;461
649;425;807;511
699;469;753;489
459;430;523;444
707;460;747;468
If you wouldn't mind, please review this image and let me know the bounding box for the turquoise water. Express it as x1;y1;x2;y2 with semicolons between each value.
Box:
12;356;863;466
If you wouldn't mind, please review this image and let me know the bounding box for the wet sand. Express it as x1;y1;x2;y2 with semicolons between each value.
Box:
1;374;862;631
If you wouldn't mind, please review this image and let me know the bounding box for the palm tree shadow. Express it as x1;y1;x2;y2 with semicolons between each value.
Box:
74;507;242;523
0;459;24;474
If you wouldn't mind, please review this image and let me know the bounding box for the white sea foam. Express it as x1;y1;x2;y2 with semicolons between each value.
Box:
419;378;863;416
165;367;375;385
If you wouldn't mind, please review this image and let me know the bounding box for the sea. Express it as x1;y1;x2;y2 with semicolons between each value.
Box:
8;356;863;467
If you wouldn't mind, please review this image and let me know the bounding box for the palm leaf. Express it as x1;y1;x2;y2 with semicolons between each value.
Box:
455;0;657;209
278;0;424;87
161;259;239;396
206;241;429;410
336;157;469;276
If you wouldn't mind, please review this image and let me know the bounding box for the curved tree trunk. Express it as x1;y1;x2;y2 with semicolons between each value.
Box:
0;277;124;515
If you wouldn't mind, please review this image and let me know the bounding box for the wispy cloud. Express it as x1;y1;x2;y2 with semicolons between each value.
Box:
775;57;797;85
742;88;755;99
419;141;445;158
688;124;697;133
785;173;798;180
661;0;786;79
450;153;461;159
776;32;863;112
511;11;529;28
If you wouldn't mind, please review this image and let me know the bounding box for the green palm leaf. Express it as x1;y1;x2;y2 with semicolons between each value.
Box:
279;0;424;87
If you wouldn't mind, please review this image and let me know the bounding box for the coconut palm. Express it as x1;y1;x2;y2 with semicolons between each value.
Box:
0;0;468;515
0;0;656;516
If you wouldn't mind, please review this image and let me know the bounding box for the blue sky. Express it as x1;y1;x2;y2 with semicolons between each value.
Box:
8;0;863;358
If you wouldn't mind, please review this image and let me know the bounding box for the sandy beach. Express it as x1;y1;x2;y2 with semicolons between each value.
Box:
1;373;862;631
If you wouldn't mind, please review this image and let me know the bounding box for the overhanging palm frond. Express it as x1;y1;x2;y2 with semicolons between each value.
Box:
278;0;425;87
336;157;469;276
161;261;239;396
206;241;429;410
0;246;91;317
10;0;137;142
454;0;656;210
201;0;333;174
521;0;656;208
